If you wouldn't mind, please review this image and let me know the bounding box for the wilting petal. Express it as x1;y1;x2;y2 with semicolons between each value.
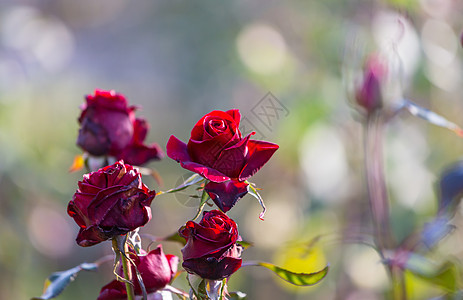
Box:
76;226;110;247
205;180;248;212
119;143;163;166
239;140;279;181
116;118;164;165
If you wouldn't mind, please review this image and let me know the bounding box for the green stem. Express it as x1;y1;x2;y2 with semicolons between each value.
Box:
364;113;406;299
112;238;135;300
365;113;391;251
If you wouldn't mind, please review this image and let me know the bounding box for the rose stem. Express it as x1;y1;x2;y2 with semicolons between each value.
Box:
112;238;136;300
364;112;406;299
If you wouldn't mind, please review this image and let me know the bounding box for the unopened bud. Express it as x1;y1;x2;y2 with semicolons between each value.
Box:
355;55;387;113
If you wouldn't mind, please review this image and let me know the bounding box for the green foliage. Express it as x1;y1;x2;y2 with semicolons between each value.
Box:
31;263;98;300
243;262;329;286
158;173;204;195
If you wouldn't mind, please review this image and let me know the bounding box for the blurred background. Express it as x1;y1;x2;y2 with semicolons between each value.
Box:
2;0;463;299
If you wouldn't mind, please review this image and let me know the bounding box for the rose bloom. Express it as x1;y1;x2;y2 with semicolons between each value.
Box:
167;109;278;212
97;246;178;300
77;89;163;166
67;161;155;246
179;210;242;280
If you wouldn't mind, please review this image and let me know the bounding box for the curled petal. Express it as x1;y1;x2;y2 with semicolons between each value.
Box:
239;140;279;181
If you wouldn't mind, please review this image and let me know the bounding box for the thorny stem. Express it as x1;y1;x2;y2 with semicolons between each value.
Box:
112;238;135;300
364;113;406;299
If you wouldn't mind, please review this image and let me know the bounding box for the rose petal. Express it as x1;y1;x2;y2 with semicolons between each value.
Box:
165;254;179;279
239;140;279;181
77;118;111;156
132;118;149;143
182;256;242;280
86;89;130;112
225;109;241;129
76;225;109;247
190;110;239;141
211;133;251;178
187;134;234;166
97;280;127;300
205;180;248;212
136;246;175;293
180;225;234;260
166;135;191;163
98;190;154;231
180;161;230;182
118;143;164;166
116;118;164;165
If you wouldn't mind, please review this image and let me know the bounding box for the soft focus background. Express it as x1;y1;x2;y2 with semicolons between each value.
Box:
2;0;463;299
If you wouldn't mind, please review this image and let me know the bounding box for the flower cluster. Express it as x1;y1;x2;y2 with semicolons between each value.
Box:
35;89;327;300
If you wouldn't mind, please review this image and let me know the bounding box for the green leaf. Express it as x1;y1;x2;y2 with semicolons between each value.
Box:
228;291;247;299
31;263;98;300
247;183;266;220
242;261;329;286
402;100;463;138
157;173;204;195
404;254;459;293
236;240;253;250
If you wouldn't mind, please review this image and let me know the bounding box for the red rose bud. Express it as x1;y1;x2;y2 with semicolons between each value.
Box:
179;210;242;280
97;246;178;300
166;109;278;211
67;161;155;247
355;55;387;113
77;89;163;165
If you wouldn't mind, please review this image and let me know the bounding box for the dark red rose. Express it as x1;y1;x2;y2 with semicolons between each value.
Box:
67;161;155;247
77;89;163;165
97;246;178;300
179;210;242;280
167;110;278;211
355;55;387;113
77;90;135;156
